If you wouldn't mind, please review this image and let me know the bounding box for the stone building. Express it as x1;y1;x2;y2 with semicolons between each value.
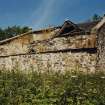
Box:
0;18;105;72
0;27;59;56
0;20;97;56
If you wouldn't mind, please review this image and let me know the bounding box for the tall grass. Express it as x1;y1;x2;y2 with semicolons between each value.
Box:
0;70;105;105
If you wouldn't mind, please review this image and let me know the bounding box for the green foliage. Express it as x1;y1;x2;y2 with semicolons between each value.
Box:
0;26;31;41
92;14;102;21
86;14;104;23
0;70;105;105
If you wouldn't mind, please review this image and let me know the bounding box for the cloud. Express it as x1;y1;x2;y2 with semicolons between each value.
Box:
29;0;81;29
29;0;56;29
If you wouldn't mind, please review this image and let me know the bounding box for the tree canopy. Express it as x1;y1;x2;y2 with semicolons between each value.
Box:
92;14;102;21
0;26;32;41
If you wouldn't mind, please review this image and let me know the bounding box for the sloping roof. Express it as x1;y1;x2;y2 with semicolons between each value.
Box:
0;31;33;45
57;20;82;36
77;20;100;32
0;20;102;45
0;27;60;45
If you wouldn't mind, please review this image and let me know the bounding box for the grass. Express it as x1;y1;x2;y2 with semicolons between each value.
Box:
0;70;105;105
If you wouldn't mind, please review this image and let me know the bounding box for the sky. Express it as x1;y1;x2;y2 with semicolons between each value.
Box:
0;0;105;30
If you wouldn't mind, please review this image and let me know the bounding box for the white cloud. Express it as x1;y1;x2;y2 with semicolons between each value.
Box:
29;0;56;29
28;0;82;29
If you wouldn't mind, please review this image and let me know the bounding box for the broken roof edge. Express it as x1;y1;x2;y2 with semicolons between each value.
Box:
0;30;33;45
0;19;102;45
56;20;84;37
0;26;60;45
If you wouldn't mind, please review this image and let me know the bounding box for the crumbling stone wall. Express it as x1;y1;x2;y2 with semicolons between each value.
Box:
32;28;59;41
0;34;33;56
31;34;96;53
0;28;97;73
0;52;96;73
96;24;105;70
0;29;59;56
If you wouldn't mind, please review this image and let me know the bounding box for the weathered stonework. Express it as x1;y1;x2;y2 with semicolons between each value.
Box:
0;52;96;73
0;28;59;56
0;34;33;56
1;19;104;72
31;34;96;53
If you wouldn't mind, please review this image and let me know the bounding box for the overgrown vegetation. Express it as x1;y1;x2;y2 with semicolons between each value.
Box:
0;70;105;105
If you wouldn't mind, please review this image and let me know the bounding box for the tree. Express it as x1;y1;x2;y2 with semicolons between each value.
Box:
0;28;5;40
0;26;31;41
92;14;102;21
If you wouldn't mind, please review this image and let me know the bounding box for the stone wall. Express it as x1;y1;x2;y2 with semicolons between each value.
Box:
31;34;96;53
0;28;97;73
0;34;33;56
0;28;59;56
32;28;59;41
0;51;96;73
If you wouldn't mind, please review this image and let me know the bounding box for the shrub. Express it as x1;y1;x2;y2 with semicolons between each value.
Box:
0;70;105;105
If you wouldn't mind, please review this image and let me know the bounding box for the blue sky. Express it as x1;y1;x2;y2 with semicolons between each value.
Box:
0;0;105;29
